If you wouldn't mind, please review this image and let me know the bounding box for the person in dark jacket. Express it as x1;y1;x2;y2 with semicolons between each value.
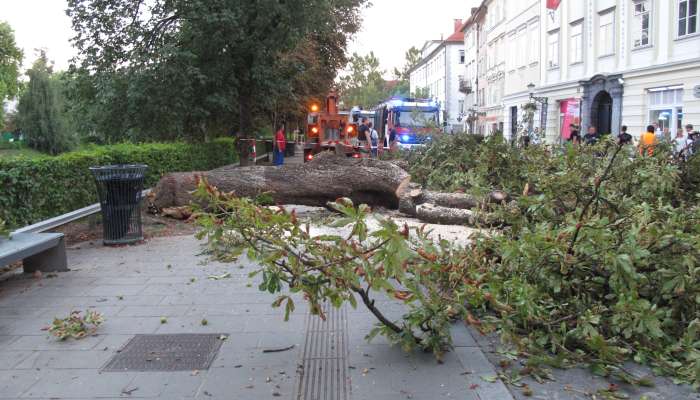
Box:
583;126;599;145
618;125;633;145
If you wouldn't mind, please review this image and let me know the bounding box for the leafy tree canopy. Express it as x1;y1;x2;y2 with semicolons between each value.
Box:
66;0;368;162
17;51;75;155
0;21;23;124
391;46;421;97
338;52;390;109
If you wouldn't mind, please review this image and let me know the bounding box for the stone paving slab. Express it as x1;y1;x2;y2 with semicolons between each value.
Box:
469;326;700;400
3;234;687;400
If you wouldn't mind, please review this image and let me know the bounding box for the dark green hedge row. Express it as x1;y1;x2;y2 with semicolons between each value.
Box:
0;138;237;229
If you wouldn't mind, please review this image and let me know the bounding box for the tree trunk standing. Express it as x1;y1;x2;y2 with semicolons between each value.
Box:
238;90;254;166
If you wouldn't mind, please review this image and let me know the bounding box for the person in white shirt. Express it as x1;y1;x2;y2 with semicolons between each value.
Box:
674;130;687;156
368;122;378;157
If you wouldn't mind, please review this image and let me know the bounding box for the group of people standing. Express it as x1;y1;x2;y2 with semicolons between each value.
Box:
357;117;399;157
271;118;401;166
638;123;699;158
566;122;700;159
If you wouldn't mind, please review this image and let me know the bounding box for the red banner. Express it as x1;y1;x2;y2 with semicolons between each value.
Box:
547;0;561;10
560;99;581;141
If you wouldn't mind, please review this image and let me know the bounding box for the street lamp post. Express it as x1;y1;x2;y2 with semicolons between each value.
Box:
527;83;549;140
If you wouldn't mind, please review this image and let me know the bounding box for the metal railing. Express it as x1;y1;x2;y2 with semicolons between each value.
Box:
11;189;152;235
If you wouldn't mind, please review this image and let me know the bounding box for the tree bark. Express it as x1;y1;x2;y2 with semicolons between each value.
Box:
415;203;495;226
153;152;411;210
152;153;503;227
238;89;253;167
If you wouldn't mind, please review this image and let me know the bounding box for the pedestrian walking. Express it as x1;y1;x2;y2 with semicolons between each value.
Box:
618;125;633;145
274;125;286;166
639;125;657;156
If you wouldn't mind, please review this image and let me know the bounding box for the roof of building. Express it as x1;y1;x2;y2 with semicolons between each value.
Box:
407;22;467;75
445;30;464;43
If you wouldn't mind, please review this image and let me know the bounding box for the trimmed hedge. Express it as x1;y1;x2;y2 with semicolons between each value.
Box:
0;138;237;229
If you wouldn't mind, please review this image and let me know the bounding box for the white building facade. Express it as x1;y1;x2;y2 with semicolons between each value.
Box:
462;7;483;133
461;0;700;144
502;0;542;141
479;0;507;135
409;21;466;132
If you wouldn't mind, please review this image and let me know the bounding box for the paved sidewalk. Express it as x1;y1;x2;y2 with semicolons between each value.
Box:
0;235;511;400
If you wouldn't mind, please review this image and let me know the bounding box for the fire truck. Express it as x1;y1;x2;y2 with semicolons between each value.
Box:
372;97;441;147
304;91;362;162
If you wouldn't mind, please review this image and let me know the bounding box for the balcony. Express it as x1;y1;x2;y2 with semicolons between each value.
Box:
459;78;473;94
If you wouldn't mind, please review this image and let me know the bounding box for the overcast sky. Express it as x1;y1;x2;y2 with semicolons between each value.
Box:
2;0;477;77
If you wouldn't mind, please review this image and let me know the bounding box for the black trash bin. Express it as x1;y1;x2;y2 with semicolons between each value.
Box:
90;164;148;245
285;139;296;157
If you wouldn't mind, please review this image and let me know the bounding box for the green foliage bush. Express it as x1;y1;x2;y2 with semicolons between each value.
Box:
196;131;700;389
0;138;237;229
0;217;9;238
411;133;700;387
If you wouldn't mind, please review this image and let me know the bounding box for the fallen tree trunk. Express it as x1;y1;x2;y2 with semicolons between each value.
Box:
398;187;509;216
153;152;411;211
415;203;495;226
152;153;503;226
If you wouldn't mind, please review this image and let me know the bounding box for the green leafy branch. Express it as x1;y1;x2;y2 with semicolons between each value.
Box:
194;179;465;359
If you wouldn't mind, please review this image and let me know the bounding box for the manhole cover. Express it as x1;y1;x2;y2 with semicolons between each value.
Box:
102;334;226;372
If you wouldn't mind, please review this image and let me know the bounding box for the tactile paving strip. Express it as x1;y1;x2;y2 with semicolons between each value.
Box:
101;333;225;372
296;304;349;400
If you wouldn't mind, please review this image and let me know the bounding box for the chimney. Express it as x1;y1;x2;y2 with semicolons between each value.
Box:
454;19;463;32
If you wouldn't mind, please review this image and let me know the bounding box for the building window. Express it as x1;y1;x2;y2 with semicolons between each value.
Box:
648;86;684;137
529;23;540;64
570;21;583;64
599;10;615;56
547;30;559;68
518;29;527;67
459;50;465;64
459;99;465;114
679;0;698;37
633;0;651;47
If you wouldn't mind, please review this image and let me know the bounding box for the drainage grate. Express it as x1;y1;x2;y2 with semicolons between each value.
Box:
296;304;349;400
102;334;225;372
